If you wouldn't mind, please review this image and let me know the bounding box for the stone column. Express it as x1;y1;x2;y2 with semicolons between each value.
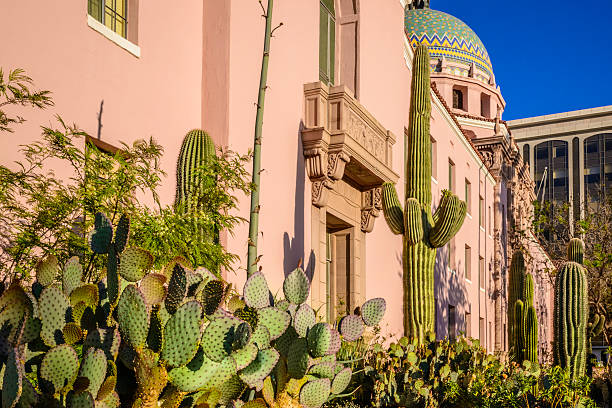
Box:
493;178;504;352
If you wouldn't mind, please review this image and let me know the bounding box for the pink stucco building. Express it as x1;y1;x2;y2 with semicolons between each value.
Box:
0;0;554;357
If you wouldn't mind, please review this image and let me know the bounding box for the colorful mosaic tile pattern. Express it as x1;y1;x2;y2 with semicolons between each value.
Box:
405;8;493;78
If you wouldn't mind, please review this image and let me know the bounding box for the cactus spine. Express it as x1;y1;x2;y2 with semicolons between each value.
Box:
381;44;467;342
553;238;588;379
508;250;538;365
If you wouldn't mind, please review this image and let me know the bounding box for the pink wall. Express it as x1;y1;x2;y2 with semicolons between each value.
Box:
0;1;204;205
222;1;319;293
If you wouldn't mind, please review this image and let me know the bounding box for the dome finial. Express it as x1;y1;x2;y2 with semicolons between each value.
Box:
407;0;430;10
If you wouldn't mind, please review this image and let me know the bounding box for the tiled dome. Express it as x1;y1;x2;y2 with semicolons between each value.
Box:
405;8;493;81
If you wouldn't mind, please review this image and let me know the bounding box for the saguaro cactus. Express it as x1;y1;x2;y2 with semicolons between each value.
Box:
508;250;538;365
553;238;589;379
175;129;217;211
508;251;525;352
381;44;466;342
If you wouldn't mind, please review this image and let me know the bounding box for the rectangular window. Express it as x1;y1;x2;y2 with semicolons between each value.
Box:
479;317;485;345
479;256;485;289
431;137;438;179
465;311;472;337
448;305;456;341
88;0;127;38
464;245;471;280
480;93;491;118
448;160;455;192
319;1;336;85
479;196;484;228
465;179;471;214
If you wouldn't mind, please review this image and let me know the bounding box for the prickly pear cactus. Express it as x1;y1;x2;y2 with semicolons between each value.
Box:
0;212;386;408
381;44;466;342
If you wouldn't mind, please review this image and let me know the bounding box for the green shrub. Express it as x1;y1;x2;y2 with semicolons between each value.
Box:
339;335;595;408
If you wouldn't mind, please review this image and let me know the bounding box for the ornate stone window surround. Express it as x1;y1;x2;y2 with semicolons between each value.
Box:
302;81;399;231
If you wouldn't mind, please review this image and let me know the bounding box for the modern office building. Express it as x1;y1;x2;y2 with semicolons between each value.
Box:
509;106;612;216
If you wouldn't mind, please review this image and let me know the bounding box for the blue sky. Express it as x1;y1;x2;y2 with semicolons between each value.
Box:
431;0;612;120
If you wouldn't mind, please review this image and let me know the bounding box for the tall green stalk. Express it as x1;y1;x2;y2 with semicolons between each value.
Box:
381;44;467;342
247;0;274;277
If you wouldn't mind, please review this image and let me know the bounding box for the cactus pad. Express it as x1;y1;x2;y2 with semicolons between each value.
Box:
169;348;236;393
307;323;333;357
283;268;310;305
114;214;130;253
274;325;298;358
118;247;153;282
287;338;310;379
165;264;187;315
139;273;167;305
340;315;365;342
239;348;280;388
327;328;341;356
96;363;117;401
105;246;119;307
232;322;252;351
250;323;271;350
63;323;83;344
309;362;335;379
62;257;83;297
36;255;59;287
69;285;98;310
21;316;42;344
227;295;246;313
243;273;271;309
257;307;290;340
231;343;259;370
146;305;164;353
275;299;290;312
116;285;149;350
78;348;107;397
40;344;79;395
331;367;352;394
89;212;113;254
299;378;331;408
202;315;241;362
360;298;386;327
69;391;95;408
162;300;203;367
0;285;33;341
293;303;316;337
234;306;259;330
84;328;120;361
2;347;23;408
203;280;225;315
38;285;70;347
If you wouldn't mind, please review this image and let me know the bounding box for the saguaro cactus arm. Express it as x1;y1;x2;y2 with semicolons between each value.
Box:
429;191;467;248
404;198;424;245
381;183;405;235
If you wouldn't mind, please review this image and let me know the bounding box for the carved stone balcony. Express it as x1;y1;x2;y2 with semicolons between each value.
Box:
301;82;399;231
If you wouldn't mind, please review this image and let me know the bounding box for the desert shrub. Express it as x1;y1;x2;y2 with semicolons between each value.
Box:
337;335;595;408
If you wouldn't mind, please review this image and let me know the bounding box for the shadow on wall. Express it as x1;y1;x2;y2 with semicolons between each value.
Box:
435;245;468;341
283;121;315;282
